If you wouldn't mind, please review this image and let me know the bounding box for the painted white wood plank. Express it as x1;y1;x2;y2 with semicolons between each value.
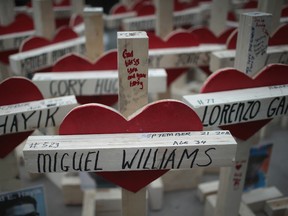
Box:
0;95;78;135
32;0;56;40
117;31;149;216
0;30;35;51
0;0;15;26
209;0;230;36
122;4;210;31
264;197;288;216
155;0;173;39
258;0;283;33
104;12;136;29
32;69;167;97
9;36;85;76
183;84;288;127
23;130;237;173
213;11;272;216
234;12;272;77
210;45;288;72
117;31;149;118
149;44;225;69
83;7;104;61
242;187;283;212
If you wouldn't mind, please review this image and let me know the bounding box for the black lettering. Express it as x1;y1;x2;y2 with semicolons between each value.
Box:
21;111;36;130
196;147;216;167
151;149;158;169
201;106;209;127
84;151;96;171
61;153;69;171
72;152;83;171
143;148;152;169
93;151;103;171
163;149;176;169
159;149;168;169
209;106;221;126
250;101;260;119
122;149;139;169
10;115;18;133
0;116;8;134
37;153;52;172
45;107;59;127
177;149;199;169
137;149;145;169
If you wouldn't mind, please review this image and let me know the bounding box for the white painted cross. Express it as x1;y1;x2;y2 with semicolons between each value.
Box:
23;31;238;216
122;3;210;31
32;0;56;40
185;11;273;216
32;69;167;98
0;95;78;136
183;84;288;128
9;37;85;76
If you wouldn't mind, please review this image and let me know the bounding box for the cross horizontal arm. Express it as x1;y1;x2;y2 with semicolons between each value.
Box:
23;130;237;173
183;84;288;127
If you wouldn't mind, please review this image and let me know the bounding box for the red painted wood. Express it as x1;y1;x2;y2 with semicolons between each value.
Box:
0;77;43;158
60;100;203;192
200;64;288;140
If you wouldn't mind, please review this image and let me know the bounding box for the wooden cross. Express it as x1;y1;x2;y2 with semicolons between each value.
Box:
210;0;284;72
23;31;237;216
8;0;85;77
0;77;78;193
122;3;210;31
185;11;276;216
32;69;167;98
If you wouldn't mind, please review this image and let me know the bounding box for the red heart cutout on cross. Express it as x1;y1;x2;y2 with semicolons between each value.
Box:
0;13;34;35
59;100;203;192
200;64;288;140
52;50;118;105
0;77;43;158
20;27;78;52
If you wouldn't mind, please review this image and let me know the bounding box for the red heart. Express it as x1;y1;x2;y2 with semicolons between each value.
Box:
200;64;288;140
20;27;78;52
59;100;203;192
0;13;34;35
52;51;118;105
0;77;43;158
235;163;242;170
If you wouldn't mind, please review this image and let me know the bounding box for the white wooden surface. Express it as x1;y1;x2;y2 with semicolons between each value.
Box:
213;12;272;216
149;44;225;69
122;4;210;31
183;84;288;127
71;0;84;15
32;0;56;40
0;30;35;51
209;0;230;36
117;31;149;117
23;131;236;172
104;12;136;29
9;36;85;76
264;197;288;216
204;194;256;216
155;0;173;39
242;187;283;212
0;95;78;135
210;45;288;72
23;130;237;173
258;0;283;33
83;7;104;61
0;0;15;26
32;69;167;97
234;12;271;77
